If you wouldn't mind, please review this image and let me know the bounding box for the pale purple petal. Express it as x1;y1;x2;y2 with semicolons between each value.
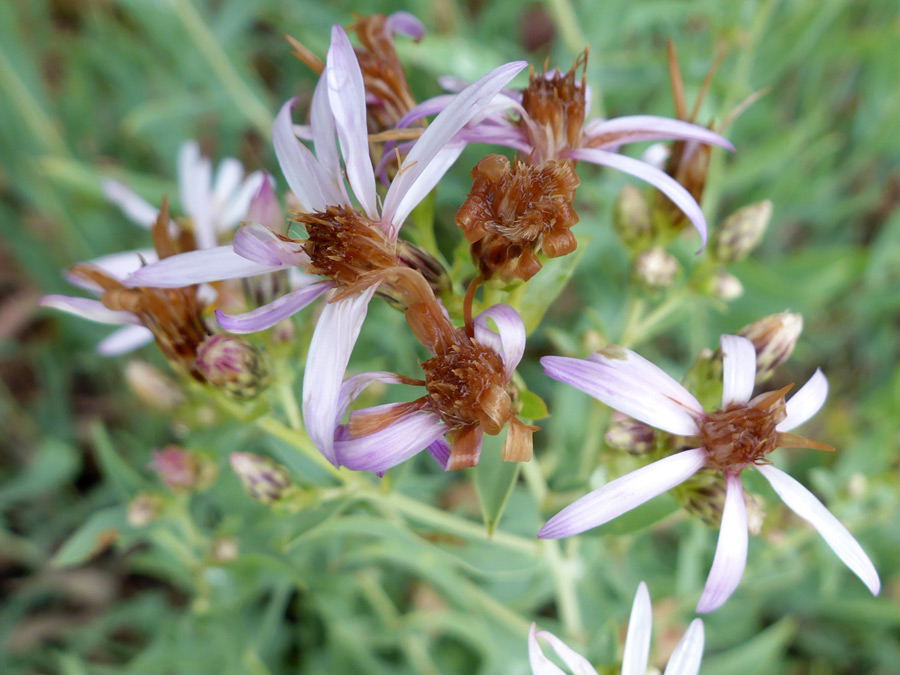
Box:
534;629;597;675
243;174;282;230
336;370;417;422
385;11;424;41
528;624;567;675
273;98;344;211
219;170;267;231
96;324;154;356
663;619;704;675
302;288;376;465
720;334;757;406
215;280;330;333
66;248;157;291
336;410;448;473
696;473;748;613
326;26;378;220
310;75;343;192
474;303;526;379
382;60;527;229
124;245;282;288
102;180;158;228
566;148;708;250
213;157;244;204
756;464;880;595
178;141;215;249
426;436;451;471
538;448;706;538
583;115;734;152
39;295;139;326
542;353;701;437
622;581;652;675
641;143;670;170
233;222;309;268
776;369;828;432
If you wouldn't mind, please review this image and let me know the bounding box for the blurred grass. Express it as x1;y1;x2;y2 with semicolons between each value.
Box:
1;0;898;673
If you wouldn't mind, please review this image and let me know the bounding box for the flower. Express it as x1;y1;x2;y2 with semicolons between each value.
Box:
123;26;526;466
539;335;880;613
529;581;704;675
392;54;734;247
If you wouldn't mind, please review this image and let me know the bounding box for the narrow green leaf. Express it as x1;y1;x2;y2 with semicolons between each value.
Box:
0;439;79;508
702;617;796;675
91;422;146;497
516;235;590;334
473;430;520;536
51;507;127;568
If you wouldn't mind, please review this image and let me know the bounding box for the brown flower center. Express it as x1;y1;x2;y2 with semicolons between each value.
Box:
455;155;579;281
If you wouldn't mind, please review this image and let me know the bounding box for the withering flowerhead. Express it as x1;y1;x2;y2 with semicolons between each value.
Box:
456;154;579;281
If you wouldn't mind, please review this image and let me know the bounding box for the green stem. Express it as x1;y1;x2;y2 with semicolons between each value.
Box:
277;378;302;431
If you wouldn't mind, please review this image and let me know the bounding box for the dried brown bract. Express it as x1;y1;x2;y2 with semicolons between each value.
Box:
456;154;579;281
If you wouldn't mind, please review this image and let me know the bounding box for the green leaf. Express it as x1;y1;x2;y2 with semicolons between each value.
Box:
516;235;589;334
0;439;79;508
517;389;549;421
593;493;680;536
702;617;796;675
51;507;128;568
472;430;520;536
91;422;146;497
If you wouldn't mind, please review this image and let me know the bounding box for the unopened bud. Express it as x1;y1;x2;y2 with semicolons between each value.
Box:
245;175;283;232
127;492;162;527
613;184;652;248
605;413;655;455
125;361;186;412
712;200;772;263
744;492;766;536
149;446;217;491
678;470;726;528
230;452;292;503
195;334;269;400
711;271;743;300
395;240;452;299
737;312;803;383
633;247;679;290
208;537;239;564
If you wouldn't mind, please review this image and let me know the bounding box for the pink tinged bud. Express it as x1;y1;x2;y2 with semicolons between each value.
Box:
195;334;269;400
737;311;803;384
711;200;772;263
245;175;284;232
230;452;292;503
149;446;215;491
633;246;680;290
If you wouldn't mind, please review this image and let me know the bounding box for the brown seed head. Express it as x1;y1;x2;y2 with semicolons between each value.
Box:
519;50;588;162
456;155;579;281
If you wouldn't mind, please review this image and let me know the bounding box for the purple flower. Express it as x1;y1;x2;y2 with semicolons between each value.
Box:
540;335;880;613
391;58;734;248
529;581;704;675
123;27;526;466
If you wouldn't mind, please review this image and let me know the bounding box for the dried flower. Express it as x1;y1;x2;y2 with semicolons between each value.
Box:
195;334;269;400
711;201;772;263
540;335;879;612
529;582;705;675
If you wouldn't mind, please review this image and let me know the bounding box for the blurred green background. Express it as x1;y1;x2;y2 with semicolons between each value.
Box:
1;0;899;673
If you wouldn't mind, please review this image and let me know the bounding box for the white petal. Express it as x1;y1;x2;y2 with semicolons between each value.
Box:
622;581;651;675
720;334;757;406
756;464;880;595
102;180;158;228
124;245;282;288
663;619;704;675
66;248;158;291
218;170;266;231
335;410;447;474
177;141;215;249
534;629;597;675
582;115;734;152
213;157;244;204
538;448;706;538
696;473;748;613
326;26;378;220
528;624;567;675
382;60;527;229
541;353;702;437
336;370;417;422
310;74;344;195
233;222;309;268
474;303;526;379
302;288;376;466
96;324;154;356
776;369;828;432
39;295;139;326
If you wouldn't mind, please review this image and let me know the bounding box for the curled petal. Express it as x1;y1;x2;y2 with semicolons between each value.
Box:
215;280;330;333
538;448;706;539
583;115;734;152
336;410;448;473
776;369;828;432
474;303;526;379
96;324;154;356
233;222;309;268
426;436;452;471
720;334;757;406
385;11;425;41
382;60;527;229
542;352;701;437
663;619;705;675
622;581;652;675
756;464;880;595
527;624;568;675
326;26;378;220
697;473;748;613
336;370;420;422
302;288;376;465
102;180;158;228
124;245;281;288
39;295;139;326
566;147;708;251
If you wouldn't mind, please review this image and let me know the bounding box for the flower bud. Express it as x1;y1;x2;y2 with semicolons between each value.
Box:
633;246;679;290
125;361;185;412
208;537;239;564
711;271;743;301
613;184;652;248
195;334;269;400
605;413;655;455
737;312;803;384
149;446;217;491
230;452;292;504
711;200;772;263
127;492;162;527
